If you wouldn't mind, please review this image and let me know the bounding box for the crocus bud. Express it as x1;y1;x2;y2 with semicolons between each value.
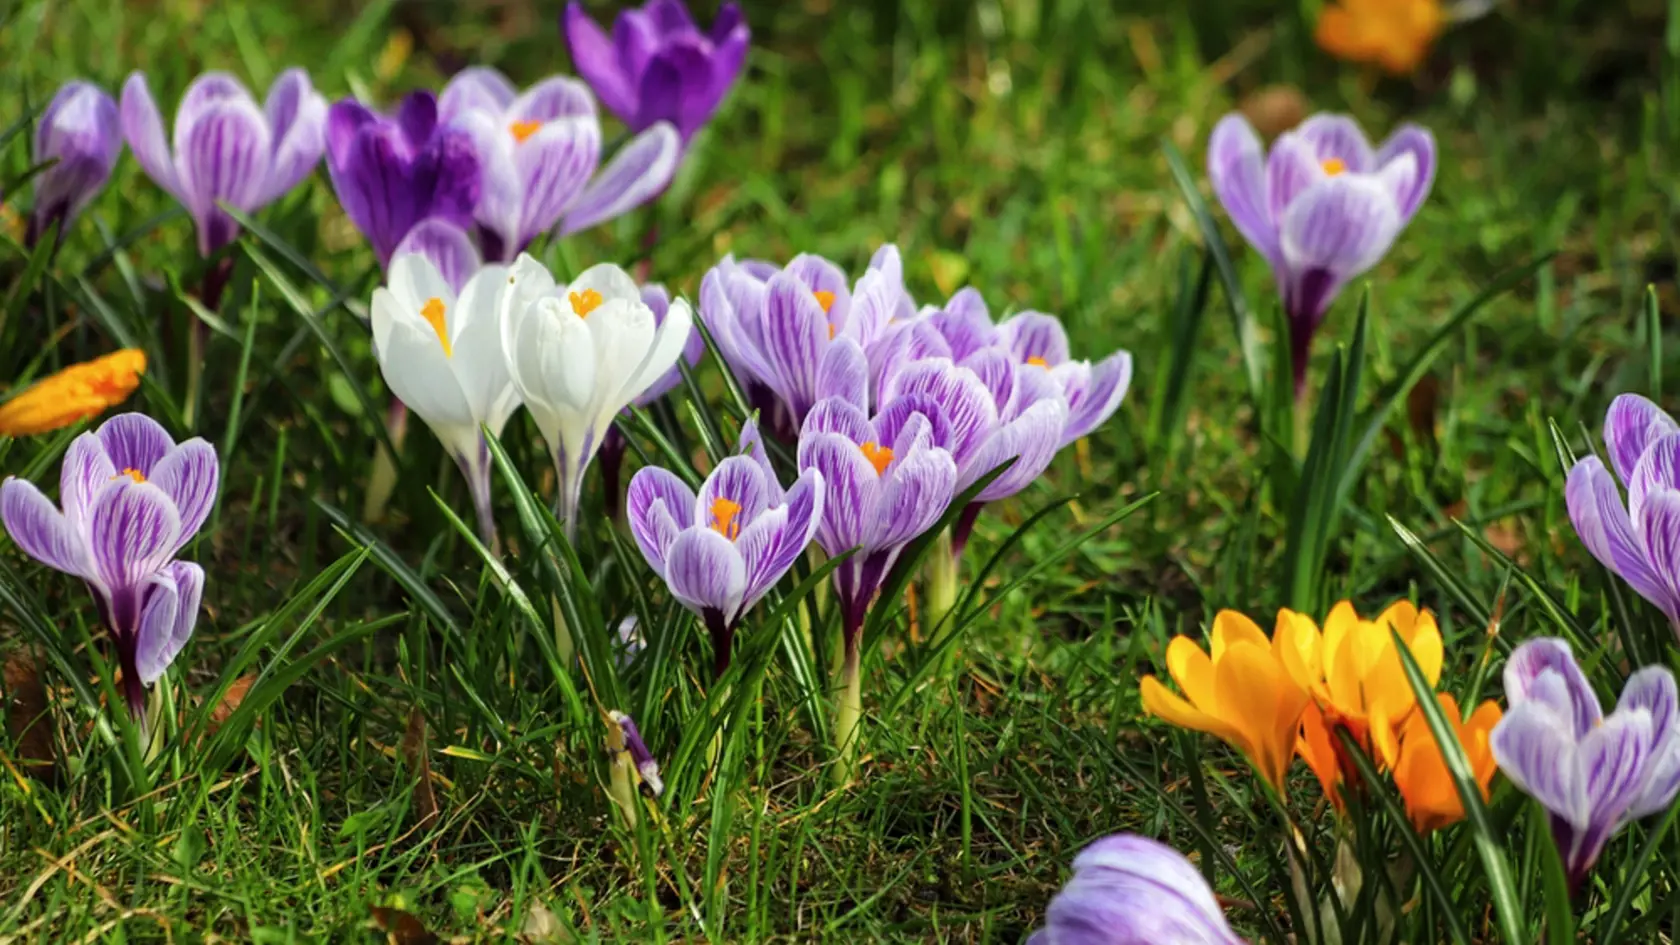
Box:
30;80;122;248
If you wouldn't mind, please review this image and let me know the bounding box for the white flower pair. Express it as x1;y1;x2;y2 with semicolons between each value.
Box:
369;252;694;542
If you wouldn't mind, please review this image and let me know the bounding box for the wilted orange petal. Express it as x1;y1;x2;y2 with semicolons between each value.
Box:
0;349;147;437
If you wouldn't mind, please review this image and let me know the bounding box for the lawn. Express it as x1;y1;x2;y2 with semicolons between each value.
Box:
0;0;1676;942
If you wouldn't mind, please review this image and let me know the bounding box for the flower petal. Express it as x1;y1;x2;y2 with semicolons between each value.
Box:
119;72;180;198
1565;456;1675;620
148;438;220;552
1606;393;1680;487
1491;699;1588;827
1206;113;1278;265
626;466;696;576
175;95;274;253
87;479;180;592
557;122;679;236
563;1;637;121
393;217;483;296
438;66;518;124
97;413;175;477
0;478;89;576
869;444;957;549
258;68;328;205
1503;638;1603;737
665;527;747;622
797;431;876;556
1374;124;1436;222
1295;114;1376;172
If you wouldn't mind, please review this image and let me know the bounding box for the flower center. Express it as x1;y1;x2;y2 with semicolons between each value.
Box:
709;497;743;541
421;297;452;357
813;290;835;313
859;441;894;476
569;288;604;318
1321;158;1347;176
510;119;543;143
1026;356;1048;368
111;468;145;484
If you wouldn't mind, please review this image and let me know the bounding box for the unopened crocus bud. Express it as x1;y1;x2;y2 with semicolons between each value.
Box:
31;80;122;248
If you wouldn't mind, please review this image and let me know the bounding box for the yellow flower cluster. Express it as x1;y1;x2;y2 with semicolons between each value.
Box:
1142;600;1501;833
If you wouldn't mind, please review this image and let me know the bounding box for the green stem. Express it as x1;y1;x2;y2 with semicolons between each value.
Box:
924;528;958;634
833;642;863;786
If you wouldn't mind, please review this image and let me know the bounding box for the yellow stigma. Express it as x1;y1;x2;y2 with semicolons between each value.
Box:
827;324;836;340
709;497;743;541
421;297;452;357
859;441;894;476
0;349;147;438
813;290;836;314
1027;356;1048;368
111;468;145;484
1321;158;1347;176
570;288;604;318
510;119;543;143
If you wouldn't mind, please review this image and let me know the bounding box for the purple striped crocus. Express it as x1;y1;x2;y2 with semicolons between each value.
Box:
325;90;482;268
627;418;823;677
1566;394;1680;636
997;312;1134;448
1030;834;1246;945
562;0;751;144
121;69;327;257
699;245;912;438
30;80;122;249
0;414;217;721
1490;638;1680;889
798;387;958;779
1207;113;1434;397
438;67;680;263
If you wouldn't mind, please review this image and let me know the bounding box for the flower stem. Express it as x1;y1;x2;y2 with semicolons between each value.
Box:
923;527;959;635
363;400;409;524
458;446;499;554
834;639;863;786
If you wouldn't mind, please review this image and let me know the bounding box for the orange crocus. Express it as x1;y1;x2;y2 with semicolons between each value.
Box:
0;349;146;437
1316;0;1445;75
1392;692;1503;833
1295;600;1444;807
1141;608;1321;795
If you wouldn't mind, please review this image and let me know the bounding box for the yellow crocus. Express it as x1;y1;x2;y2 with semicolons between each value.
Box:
1392;692;1503;833
1295;600;1444;805
1140;608;1321;794
0;349;147;437
1316;0;1444;75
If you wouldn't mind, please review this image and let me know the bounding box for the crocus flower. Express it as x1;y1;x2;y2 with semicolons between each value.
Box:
1207;113;1435;397
608;709;665;797
1391;692;1503;834
498;255;693;536
1140;608;1320;795
0;414;216;719
627;418;823;676
1293;600;1442;807
1029;834;1246;945
563;0;751;143
437;67;680;263
699;246;910;436
798;388;958;778
371;250;519;547
0;349;146;437
996;312;1133;449
1565;393;1680;636
1491;638;1680;888
325;90;481;267
599;281;707;510
121;69;327;256
1316;0;1443;74
30;80;122;248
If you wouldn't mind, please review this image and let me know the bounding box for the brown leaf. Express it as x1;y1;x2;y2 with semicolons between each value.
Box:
402;705;439;830
369;905;439;945
520;901;570;943
1407;373;1440;447
1239;85;1309;138
205;674;257;735
3;651;56;784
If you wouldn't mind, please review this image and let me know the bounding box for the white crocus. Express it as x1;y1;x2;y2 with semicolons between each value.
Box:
498;253;693;536
371;253;521;547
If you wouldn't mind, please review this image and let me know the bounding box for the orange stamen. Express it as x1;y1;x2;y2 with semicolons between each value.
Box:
1321;158;1347;176
859;441;894;476
828;324;836;340
111;468;145;484
421;297;452;357
709;497;743;541
569;288;604;317
510;119;543;143
1026;356;1048;368
813;290;836;314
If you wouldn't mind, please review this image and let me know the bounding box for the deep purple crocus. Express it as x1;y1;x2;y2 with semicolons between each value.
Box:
563;0;750;143
1207;113;1434;397
1566;393;1680;636
438;67;679;262
121;69;327;256
699;246;911;437
30;80;122;249
1490;638;1680;889
1030;834;1246;945
325;90;482;267
627;418;823;677
0;414;217;720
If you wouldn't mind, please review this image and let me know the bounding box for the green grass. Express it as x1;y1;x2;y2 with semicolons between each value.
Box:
2;0;1679;941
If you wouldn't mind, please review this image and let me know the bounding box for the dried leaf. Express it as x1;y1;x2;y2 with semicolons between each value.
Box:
402;705;439;830
1239;84;1309;138
520;901;570;943
3;650;56;783
1407;373;1440;448
369;905;439;945
205;674;257;735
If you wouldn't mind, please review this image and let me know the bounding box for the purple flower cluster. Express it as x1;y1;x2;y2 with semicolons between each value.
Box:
1030;833;1246;945
0;415;218;720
